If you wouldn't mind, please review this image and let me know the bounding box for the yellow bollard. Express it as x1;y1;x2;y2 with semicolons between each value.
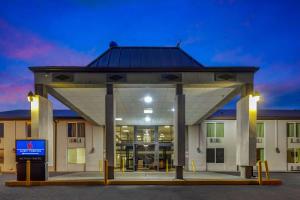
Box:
122;157;125;175
192;160;196;172
257;160;262;185
166;160;169;174
104;160;108;185
264;160;270;180
26;160;31;186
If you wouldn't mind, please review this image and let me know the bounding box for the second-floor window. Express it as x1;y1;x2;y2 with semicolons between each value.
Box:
68;122;85;138
207;123;224;138
256;123;264;138
287;123;300;138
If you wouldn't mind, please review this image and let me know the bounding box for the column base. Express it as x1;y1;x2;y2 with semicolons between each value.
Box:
175;166;183;179
240;166;253;179
108;166;114;179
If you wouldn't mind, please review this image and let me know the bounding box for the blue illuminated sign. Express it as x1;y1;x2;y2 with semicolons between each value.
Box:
16;140;46;156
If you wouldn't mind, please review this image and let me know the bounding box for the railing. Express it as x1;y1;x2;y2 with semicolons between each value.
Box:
257;160;270;185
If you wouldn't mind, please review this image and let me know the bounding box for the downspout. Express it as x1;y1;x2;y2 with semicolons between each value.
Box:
54;120;58;172
275;120;280;153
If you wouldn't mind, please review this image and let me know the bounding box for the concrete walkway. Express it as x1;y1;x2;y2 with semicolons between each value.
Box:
49;171;243;181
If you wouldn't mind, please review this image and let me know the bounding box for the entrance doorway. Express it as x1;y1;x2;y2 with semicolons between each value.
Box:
116;125;174;172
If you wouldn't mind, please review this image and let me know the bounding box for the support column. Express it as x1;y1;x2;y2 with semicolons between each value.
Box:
31;85;53;173
236;84;257;179
105;84;115;179
174;84;185;179
154;126;159;171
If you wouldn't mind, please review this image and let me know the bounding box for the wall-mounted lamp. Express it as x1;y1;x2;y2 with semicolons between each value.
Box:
249;93;260;111
27;91;34;102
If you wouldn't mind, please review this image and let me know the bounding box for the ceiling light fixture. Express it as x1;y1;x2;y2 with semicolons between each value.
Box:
145;116;151;122
144;96;152;103
144;108;153;114
115;118;123;121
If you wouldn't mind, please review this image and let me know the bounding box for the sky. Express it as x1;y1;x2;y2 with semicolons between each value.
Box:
0;0;300;111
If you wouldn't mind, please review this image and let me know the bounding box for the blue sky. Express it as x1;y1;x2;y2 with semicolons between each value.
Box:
0;0;299;111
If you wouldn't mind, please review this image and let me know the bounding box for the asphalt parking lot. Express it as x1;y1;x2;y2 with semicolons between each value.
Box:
0;173;299;200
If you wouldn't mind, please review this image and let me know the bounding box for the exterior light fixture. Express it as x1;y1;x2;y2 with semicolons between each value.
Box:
144;96;152;103
144;108;153;114
115;118;123;121
144;116;151;122
27;91;34;102
249;94;260;111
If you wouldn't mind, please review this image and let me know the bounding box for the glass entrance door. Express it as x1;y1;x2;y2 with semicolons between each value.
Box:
134;126;157;171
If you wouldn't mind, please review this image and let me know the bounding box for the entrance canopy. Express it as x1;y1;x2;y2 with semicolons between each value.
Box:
29;46;258;126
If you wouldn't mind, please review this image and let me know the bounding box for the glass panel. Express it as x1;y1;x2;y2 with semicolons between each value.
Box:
0;123;4;138
287;149;295;163
216;123;224;137
256;123;264;138
287;123;295;137
67;148;85;164
77;123;85;137
216;148;224;163
297;123;300;138
206;148;215;163
67;123;76;137
207;123;215;137
158;126;173;142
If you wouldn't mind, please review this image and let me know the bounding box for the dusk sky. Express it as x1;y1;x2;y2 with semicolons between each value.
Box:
0;0;300;111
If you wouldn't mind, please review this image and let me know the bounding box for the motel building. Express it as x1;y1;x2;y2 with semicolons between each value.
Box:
0;44;299;180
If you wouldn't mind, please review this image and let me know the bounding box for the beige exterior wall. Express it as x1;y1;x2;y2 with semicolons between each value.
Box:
1;117;300;173
0;119;104;173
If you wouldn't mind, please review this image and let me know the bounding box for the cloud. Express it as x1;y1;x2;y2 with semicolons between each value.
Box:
0;18;92;65
212;47;262;66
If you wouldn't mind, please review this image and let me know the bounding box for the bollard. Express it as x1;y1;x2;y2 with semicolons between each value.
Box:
104;160;108;185
166;160;169;174
122;157;125;175
257;160;262;185
264;160;270;180
26;160;31;186
192;160;196;172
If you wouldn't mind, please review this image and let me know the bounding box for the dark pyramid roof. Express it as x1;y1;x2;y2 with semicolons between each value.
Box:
86;46;204;68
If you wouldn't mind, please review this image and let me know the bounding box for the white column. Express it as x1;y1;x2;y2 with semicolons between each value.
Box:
236;94;257;178
31;95;54;168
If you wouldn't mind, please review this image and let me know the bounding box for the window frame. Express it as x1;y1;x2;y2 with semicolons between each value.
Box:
67;122;85;138
287;122;300;138
206;148;225;164
206;122;224;138
256;122;264;138
67;148;86;164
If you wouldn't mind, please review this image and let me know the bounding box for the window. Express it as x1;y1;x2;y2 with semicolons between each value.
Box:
77;123;85;137
206;148;215;163
0;123;4;138
67;148;85;164
26;122;31;138
207;123;224;137
206;148;224;163
67;122;85;138
256;148;264;162
287;123;300;137
287;148;300;163
256;123;264;138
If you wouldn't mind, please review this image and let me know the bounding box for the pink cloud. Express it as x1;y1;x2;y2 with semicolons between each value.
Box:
0;18;92;65
212;48;262;66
